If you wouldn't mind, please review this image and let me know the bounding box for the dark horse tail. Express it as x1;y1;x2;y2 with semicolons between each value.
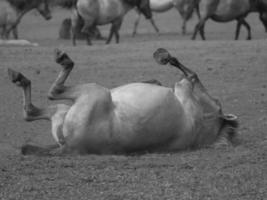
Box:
54;0;78;9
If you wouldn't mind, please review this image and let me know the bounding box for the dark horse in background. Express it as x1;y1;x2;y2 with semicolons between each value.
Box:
191;0;267;40
0;0;52;39
71;0;152;46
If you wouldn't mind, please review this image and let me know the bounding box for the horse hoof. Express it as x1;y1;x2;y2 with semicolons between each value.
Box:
54;49;74;68
21;144;39;155
153;48;171;65
8;68;30;87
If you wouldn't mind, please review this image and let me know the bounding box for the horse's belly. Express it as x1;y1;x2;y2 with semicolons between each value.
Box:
150;0;174;12
212;0;250;22
111;83;186;151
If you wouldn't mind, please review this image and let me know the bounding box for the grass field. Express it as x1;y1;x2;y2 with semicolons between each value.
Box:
0;8;266;200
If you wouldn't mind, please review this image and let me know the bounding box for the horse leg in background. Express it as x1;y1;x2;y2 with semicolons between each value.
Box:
7;69;69;155
1;25;6;39
192;17;207;40
149;18;160;34
83;24;93;45
259;12;267;32
12;26;18;39
132;10;141;37
235;20;242;40
71;9;81;46
242;19;251;40
113;19;123;44
94;27;105;40
235;18;251;40
106;24;116;44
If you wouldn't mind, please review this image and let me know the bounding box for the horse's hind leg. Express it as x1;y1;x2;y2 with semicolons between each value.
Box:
71;9;81;46
150;18;160;34
235;20;242;40
48;49;91;101
192;18;206;40
48;49;76;100
113;19;123;44
240;19;251;40
12;26;18;39
8;68;66;121
132;10;141;37
106;24;115;44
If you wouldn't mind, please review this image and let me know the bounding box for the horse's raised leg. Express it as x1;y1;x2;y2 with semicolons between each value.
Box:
8;69;71;155
153;48;205;90
8;69;49;121
48;49;95;101
48;49;75;100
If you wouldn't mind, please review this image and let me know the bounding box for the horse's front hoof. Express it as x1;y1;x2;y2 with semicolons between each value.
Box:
54;49;74;68
8;68;30;87
153;48;171;65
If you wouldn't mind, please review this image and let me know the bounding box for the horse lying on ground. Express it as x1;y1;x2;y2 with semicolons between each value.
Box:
0;0;51;39
71;0;152;45
132;0;199;36
191;0;267;40
8;48;238;155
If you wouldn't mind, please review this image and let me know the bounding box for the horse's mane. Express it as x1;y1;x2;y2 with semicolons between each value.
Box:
54;0;78;9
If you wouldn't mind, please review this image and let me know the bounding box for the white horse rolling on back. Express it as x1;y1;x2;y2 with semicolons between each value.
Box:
71;0;152;46
8;48;238;155
132;0;198;36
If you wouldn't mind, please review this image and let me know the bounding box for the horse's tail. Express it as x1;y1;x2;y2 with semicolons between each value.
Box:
54;0;78;9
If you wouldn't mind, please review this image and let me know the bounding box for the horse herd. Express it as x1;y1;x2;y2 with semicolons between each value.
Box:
6;0;266;155
1;0;267;45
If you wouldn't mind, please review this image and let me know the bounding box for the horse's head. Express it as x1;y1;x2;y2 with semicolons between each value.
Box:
36;0;52;20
